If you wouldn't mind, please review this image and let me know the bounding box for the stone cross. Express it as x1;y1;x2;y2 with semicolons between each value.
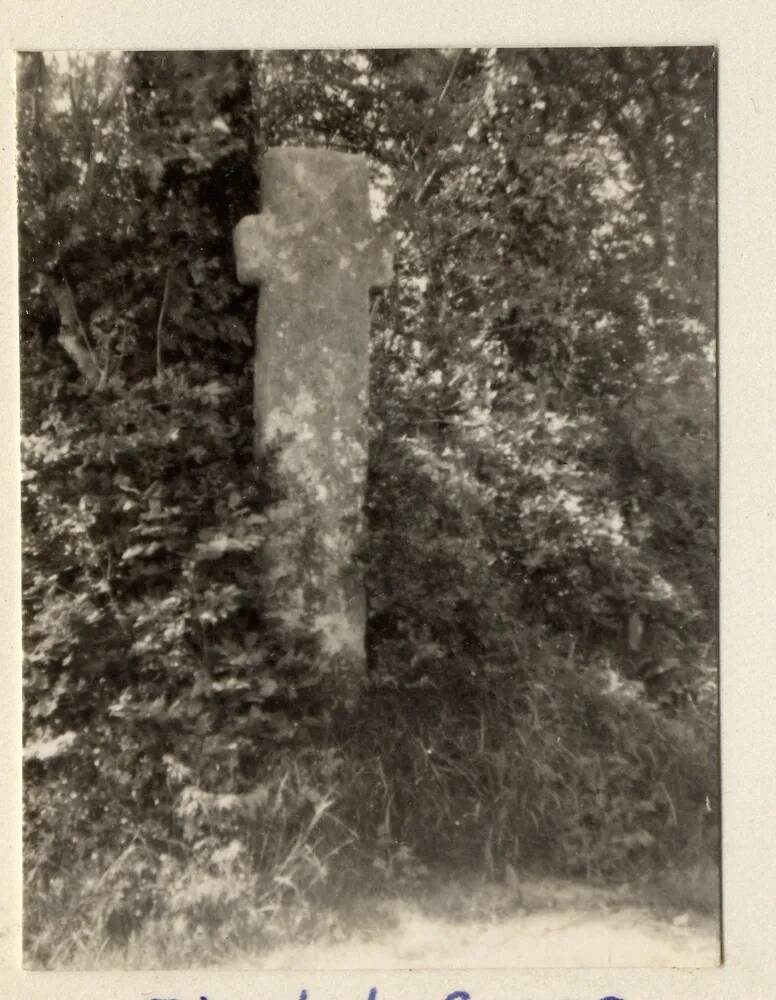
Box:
234;146;392;702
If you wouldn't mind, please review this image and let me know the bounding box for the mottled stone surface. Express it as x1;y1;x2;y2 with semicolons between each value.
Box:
234;146;392;699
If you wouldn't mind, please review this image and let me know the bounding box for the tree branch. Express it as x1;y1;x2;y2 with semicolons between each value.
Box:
45;275;102;386
155;269;174;380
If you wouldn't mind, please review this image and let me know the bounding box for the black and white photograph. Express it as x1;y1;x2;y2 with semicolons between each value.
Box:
17;46;721;972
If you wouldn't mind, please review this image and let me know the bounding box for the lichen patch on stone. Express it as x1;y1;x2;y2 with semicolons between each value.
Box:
313;611;364;657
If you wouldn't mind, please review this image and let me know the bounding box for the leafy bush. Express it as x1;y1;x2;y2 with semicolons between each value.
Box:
25;642;717;967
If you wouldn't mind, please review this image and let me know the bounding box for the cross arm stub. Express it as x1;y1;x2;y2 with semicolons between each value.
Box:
234;212;287;287
363;234;394;292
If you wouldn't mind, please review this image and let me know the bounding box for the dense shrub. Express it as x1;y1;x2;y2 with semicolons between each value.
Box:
24;649;717;966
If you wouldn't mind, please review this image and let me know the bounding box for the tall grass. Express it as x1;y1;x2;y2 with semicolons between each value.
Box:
24;644;718;968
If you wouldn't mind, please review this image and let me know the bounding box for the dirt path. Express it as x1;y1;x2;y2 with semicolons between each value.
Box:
256;881;720;970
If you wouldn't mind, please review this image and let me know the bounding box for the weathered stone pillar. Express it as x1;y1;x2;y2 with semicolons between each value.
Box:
234;146;392;702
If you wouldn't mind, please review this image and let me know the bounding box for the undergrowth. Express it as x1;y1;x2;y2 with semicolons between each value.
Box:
24;643;718;969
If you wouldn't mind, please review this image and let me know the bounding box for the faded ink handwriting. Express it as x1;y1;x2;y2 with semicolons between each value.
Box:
149;991;623;1000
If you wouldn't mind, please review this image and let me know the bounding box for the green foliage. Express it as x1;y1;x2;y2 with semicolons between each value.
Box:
343;646;717;881
19;47;718;966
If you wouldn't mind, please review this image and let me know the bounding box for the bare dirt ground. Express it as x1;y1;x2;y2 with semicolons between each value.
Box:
256;879;720;970
81;874;719;970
